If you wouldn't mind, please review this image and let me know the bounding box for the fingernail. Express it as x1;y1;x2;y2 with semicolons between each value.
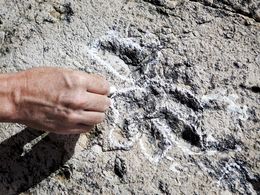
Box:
107;98;112;107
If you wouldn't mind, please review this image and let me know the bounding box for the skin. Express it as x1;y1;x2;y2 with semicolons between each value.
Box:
0;67;111;134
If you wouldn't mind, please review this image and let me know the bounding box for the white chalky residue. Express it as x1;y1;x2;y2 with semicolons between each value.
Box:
169;162;181;173
105;83;148;151
91;144;103;154
206;134;218;142
216;161;242;187
85;31;148;152
109;86;146;99
139;118;202;164
87;30;143;76
98;30;143;52
173;135;203;155
151;119;174;157
197;162;215;175
86;48;132;81
227;104;248;121
205;150;218;156
109;85;117;96
139;137;161;164
108;126;142;150
139;112;209;164
165;156;174;161
201;91;249;121
107;86;144;150
109;99;120;124
108;86;145;150
86;31;204;162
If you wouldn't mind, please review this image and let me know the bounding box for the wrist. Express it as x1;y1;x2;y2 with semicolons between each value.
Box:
0;72;20;122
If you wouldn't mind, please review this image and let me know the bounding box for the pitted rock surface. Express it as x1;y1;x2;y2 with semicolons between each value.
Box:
0;0;259;194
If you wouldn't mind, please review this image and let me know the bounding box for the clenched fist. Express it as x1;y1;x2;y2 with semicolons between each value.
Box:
0;67;111;134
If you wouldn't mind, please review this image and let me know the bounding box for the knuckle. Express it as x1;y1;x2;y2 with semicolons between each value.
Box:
62;72;79;89
75;98;87;109
73;91;83;101
58;92;79;108
70;91;87;108
78;73;88;86
66;112;77;123
92;74;110;94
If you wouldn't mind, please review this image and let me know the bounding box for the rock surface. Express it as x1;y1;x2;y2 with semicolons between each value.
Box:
0;0;259;194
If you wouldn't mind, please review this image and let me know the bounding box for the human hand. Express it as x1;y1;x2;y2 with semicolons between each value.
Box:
7;67;110;134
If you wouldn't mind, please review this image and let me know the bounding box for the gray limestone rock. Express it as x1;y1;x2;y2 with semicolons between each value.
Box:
0;0;259;194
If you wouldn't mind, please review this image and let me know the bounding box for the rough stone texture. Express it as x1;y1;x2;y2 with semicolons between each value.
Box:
0;0;259;194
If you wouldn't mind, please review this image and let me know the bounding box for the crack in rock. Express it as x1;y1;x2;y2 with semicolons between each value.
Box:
189;0;260;22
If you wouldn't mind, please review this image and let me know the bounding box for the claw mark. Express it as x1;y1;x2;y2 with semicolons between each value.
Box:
201;91;249;121
107;121;142;151
86;48;133;82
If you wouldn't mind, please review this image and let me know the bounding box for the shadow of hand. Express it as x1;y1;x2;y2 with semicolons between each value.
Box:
0;128;79;194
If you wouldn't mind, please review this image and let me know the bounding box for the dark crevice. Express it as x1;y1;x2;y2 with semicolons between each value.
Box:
235;160;260;194
53;3;74;23
247;175;260;193
62;3;74;23
251;86;260;93
169;88;202;112
158;180;170;195
203;135;242;152
181;126;201;147
143;0;166;7
114;156;127;180
239;84;260;94
57;164;73;180
142;0;178;17
99;38;150;67
161;109;201;147
189;0;259;22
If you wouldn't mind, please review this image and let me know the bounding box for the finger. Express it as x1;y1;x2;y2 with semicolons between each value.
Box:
55;125;94;134
66;130;87;134
69;111;106;126
63;125;95;134
84;92;111;112
79;73;110;95
75;124;95;130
